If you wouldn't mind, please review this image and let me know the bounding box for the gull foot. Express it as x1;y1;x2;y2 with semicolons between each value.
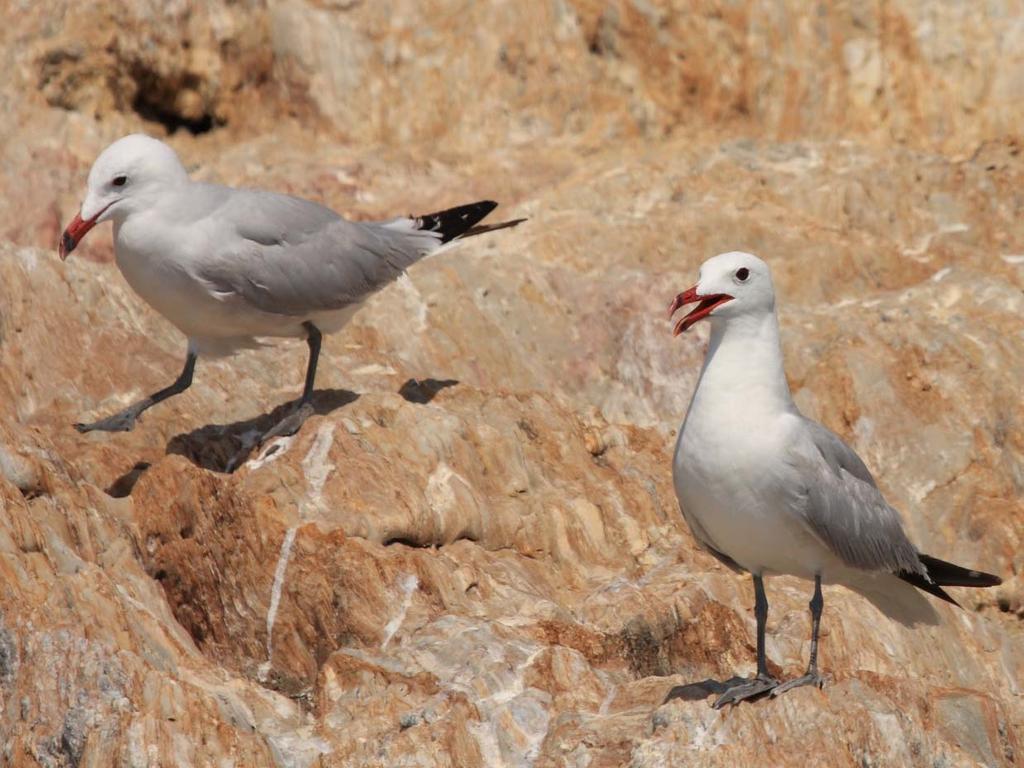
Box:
225;438;258;474
712;674;779;709
75;409;140;433
258;402;315;446
770;671;826;698
224;402;315;473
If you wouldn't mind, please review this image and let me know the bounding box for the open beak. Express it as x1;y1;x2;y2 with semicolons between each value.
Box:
59;204;109;260
667;286;733;336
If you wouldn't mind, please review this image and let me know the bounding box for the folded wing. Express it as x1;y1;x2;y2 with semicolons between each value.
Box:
195;190;502;317
789;418;925;576
193;189;434;316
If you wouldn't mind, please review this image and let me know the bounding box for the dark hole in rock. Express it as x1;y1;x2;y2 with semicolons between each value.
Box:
383;536;432;548
131;91;218;135
128;63;223;136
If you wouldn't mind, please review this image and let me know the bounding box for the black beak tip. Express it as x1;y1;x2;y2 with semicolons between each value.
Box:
60;231;76;257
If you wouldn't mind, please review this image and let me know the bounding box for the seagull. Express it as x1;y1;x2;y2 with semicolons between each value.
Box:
59;134;523;456
665;251;1001;709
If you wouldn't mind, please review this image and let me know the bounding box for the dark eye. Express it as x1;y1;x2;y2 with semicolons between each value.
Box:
735;267;750;282
112;175;128;187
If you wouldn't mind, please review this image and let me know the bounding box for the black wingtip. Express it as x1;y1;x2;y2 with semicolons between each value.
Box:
918;553;1003;588
897;569;961;607
899;552;1003;608
414;200;500;243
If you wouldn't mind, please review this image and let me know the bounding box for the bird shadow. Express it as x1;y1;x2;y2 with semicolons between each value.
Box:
164;388;360;474
105;461;153;498
663;676;758;704
102;378;459;492
398;378;459;404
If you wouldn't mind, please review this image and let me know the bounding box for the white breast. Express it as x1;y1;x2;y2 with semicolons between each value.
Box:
674;401;831;578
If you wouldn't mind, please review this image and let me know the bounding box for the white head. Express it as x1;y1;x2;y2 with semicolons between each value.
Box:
667;251;776;335
59;134;189;259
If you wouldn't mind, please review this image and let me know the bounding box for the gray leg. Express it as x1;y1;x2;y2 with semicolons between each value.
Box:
258;322;321;443
772;573;827;697
75;351;197;433
712;574;779;708
754;573;771;677
227;324;322;472
299;321;321;404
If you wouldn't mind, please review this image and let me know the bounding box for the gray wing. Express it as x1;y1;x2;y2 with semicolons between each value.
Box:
193;187;442;316
790;417;924;575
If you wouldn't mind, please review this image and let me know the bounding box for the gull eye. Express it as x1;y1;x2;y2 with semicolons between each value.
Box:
735;267;750;282
112;175;128;187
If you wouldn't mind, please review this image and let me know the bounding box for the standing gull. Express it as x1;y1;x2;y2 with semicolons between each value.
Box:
665;251;1001;709
59;134;523;452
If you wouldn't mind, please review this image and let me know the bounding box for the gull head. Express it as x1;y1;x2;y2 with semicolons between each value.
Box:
668;251;775;335
59;134;188;259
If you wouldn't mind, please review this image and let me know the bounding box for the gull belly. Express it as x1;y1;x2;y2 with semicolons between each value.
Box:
674;409;834;579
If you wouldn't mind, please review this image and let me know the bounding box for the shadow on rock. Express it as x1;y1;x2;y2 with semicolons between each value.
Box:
663;676;754;704
166;388;359;473
398;378;459;404
105;461;153;498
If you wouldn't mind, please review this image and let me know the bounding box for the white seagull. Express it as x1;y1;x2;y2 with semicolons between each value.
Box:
59;135;523;456
666;251;1001;708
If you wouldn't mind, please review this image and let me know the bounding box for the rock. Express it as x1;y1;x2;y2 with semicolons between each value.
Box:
0;441;45;498
0;0;1022;766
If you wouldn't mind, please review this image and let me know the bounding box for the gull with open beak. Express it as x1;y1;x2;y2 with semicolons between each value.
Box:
665;251;1001;708
59;134;523;462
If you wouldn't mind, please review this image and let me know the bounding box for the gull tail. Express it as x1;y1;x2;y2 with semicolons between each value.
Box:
413;200;526;244
896;553;1002;609
850;573;941;626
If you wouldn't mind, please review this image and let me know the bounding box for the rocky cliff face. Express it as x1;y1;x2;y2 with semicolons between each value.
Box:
0;1;1021;766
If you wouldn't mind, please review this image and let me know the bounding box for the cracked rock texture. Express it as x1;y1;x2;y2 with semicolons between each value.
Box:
1;1;1023;766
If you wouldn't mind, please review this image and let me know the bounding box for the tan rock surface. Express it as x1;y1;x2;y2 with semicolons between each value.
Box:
0;1;1022;766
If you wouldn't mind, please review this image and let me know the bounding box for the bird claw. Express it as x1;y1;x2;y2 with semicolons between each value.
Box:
770;671;827;698
257;402;315;447
224;402;315;473
74;409;140;433
224;448;250;474
711;674;779;709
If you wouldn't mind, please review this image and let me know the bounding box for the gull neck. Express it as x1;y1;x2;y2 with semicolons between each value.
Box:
692;309;795;415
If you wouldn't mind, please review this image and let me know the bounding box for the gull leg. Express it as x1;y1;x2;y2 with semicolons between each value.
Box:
772;573;827;697
712;574;779;708
228;323;323;472
258;321;321;443
228;324;323;471
76;350;197;433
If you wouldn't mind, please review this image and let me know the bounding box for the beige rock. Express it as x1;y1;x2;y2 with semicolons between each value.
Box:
0;0;1022;766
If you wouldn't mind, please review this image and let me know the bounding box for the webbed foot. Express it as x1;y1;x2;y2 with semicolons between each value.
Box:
711;674;779;709
770;671;826;698
225;402;315;472
75;408;141;433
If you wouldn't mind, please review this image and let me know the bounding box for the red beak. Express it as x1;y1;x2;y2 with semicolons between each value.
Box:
59;208;104;260
667;285;734;336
